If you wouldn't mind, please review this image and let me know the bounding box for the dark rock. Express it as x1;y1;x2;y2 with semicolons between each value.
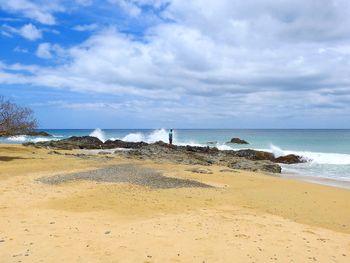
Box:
24;131;51;136
153;140;173;147
261;163;282;173
32;136;103;150
0;131;51;137
274;154;306;164
185;145;219;154
234;149;274;161
25;136;285;174
229;138;249;144
102;139;148;149
228;160;281;173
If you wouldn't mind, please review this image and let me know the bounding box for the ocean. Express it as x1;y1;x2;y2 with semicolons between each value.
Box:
2;129;350;184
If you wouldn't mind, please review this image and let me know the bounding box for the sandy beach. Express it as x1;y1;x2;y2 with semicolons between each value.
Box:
0;144;349;262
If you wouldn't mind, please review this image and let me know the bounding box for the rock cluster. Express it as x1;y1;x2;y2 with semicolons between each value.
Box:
229;137;249;144
274;154;306;164
24;136;306;174
0;131;51;137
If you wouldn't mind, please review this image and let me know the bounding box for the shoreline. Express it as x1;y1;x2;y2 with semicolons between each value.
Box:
281;171;350;190
2;141;350;190
84;147;350;190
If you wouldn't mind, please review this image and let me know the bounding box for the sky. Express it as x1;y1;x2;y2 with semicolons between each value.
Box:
0;0;350;129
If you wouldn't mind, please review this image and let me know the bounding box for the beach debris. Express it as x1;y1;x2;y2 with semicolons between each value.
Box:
219;169;238;173
186;167;213;174
48;151;62;155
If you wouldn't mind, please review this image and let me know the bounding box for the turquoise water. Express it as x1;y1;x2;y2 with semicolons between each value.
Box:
2;129;350;182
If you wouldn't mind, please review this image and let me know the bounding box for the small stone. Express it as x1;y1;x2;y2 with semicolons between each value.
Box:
104;231;111;235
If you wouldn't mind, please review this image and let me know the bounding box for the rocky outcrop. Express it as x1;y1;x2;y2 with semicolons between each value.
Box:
103;139;148;149
0;131;51;137
24;136;307;174
228;160;281;174
229;138;249;144
232;149;274;161
25;136;103;150
273;154;306;164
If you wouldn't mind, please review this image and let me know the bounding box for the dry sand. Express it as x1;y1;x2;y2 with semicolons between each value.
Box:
0;145;349;262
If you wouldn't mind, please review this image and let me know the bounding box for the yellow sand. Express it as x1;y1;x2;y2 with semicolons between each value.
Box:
0;145;349;262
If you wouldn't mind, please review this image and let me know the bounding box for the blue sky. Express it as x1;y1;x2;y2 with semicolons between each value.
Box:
1;0;350;129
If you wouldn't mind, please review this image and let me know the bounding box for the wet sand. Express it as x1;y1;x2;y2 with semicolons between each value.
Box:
0;145;349;262
282;172;350;190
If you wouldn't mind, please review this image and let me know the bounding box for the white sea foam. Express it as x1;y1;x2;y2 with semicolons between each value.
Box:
269;144;285;158
7;135;27;142
122;133;145;142
89;128;106;142
147;129;168;143
268;144;350;165
6;135;55;143
216;144;234;150
121;129;169;143
32;137;53;143
177;141;204;147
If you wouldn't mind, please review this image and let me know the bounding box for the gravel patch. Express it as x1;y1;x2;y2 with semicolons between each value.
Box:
37;164;213;189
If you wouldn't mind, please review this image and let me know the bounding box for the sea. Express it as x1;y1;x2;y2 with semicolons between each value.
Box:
2;128;350;186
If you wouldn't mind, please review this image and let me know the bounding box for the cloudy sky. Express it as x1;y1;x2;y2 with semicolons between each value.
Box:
1;0;350;128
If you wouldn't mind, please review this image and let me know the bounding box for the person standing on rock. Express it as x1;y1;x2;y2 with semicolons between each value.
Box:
169;129;173;145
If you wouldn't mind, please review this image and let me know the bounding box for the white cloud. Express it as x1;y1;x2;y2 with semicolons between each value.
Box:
1;23;42;40
19;23;42;40
36;42;65;59
36;43;52;59
108;0;142;16
13;46;29;53
73;23;98;32
0;0;64;25
74;0;93;6
1;0;350;125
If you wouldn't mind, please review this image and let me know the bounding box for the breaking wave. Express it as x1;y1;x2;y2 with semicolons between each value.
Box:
4;135;54;143
89;128;106;142
122;129;169;143
268;144;350;165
